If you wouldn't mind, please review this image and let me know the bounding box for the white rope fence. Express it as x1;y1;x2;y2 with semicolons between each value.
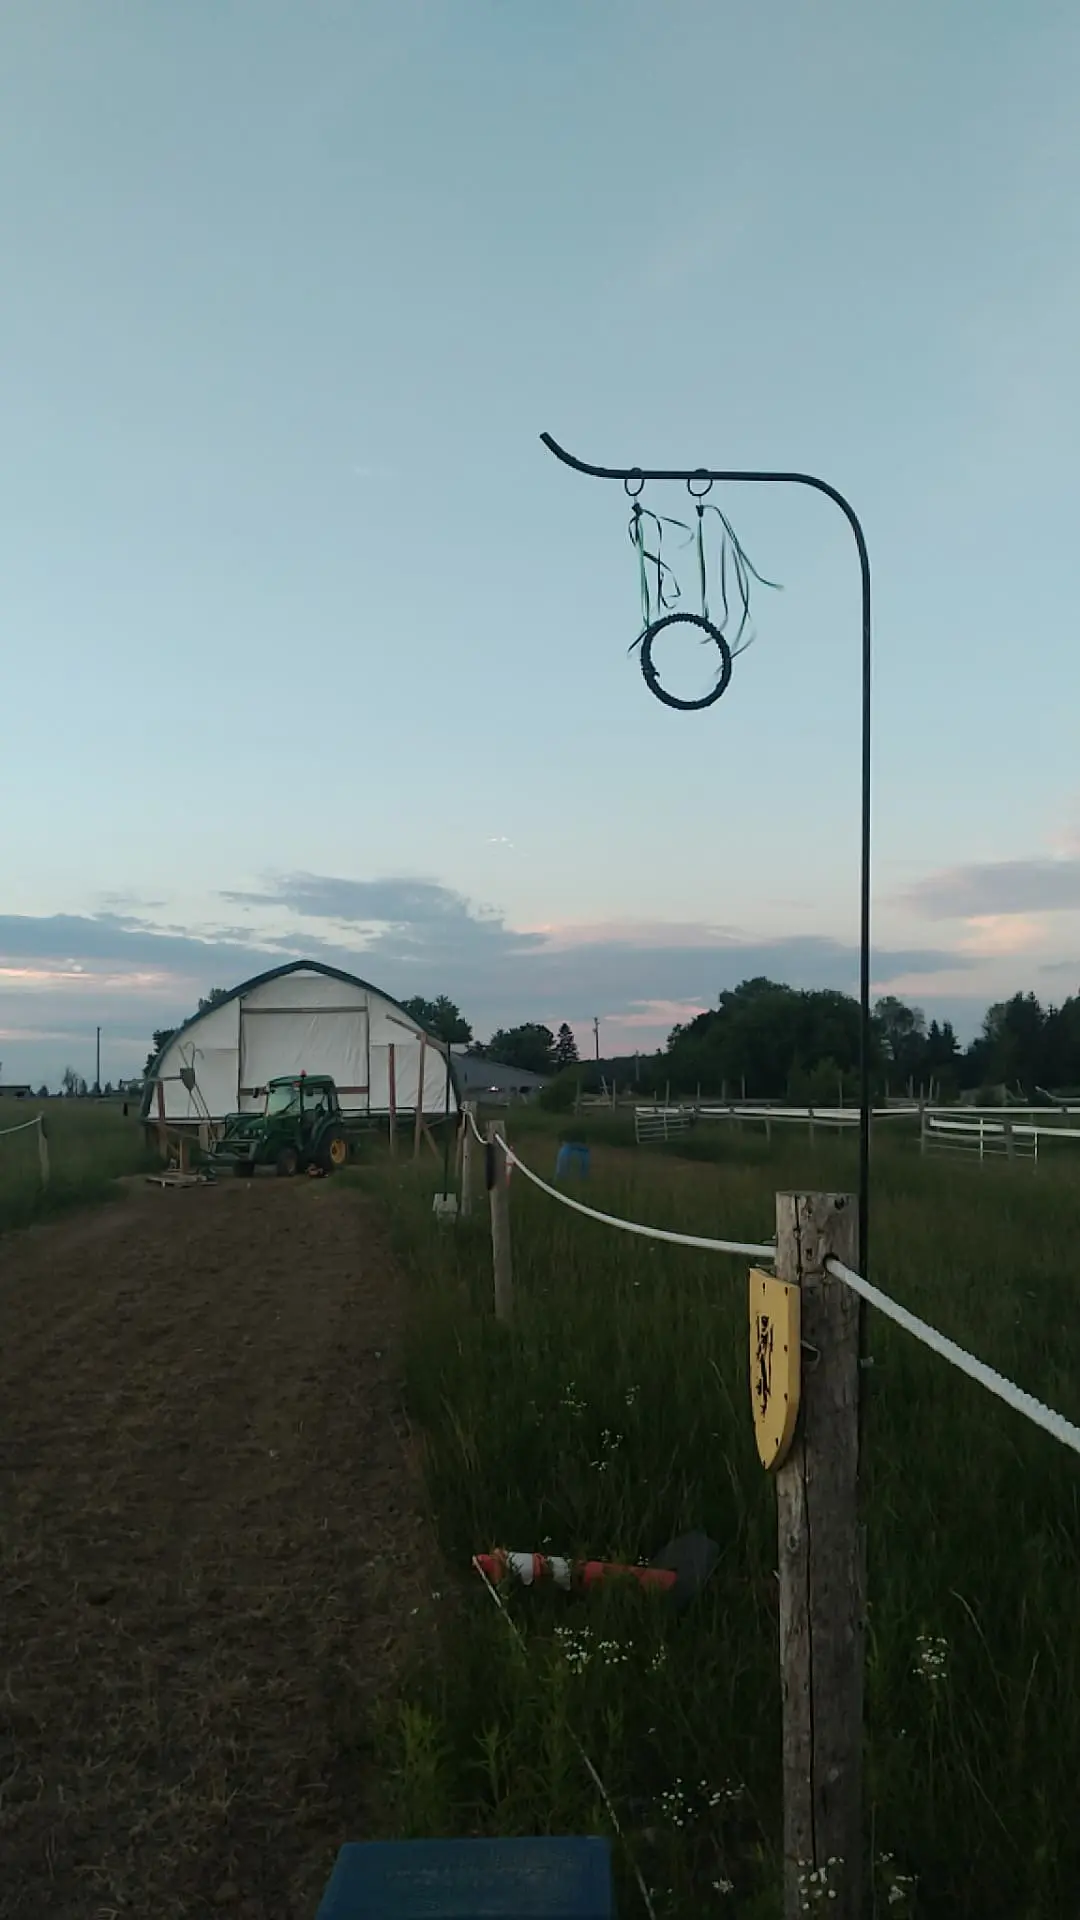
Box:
466;1112;1080;1462
0;1111;50;1188
465;1109;773;1259
826;1258;1080;1458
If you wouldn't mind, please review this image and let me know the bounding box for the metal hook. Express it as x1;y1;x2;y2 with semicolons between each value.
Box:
687;473;713;499
623;471;645;499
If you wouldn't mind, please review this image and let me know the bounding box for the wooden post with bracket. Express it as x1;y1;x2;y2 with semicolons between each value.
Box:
773;1191;864;1920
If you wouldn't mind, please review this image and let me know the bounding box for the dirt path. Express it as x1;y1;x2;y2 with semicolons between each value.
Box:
0;1178;428;1919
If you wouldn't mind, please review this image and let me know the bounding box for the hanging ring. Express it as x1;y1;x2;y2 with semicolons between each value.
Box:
687;473;713;499
623;471;646;499
639;611;733;711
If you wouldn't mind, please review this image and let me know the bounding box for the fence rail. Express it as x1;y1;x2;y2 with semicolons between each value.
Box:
922;1110;1080;1165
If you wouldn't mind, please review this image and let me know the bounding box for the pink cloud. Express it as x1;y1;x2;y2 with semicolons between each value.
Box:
524;919;739;951
0;964;181;995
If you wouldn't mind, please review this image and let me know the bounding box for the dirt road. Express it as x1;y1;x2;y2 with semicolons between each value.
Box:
0;1177;427;1919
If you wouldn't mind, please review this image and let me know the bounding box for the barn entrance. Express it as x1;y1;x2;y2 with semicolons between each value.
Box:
238;1005;369;1110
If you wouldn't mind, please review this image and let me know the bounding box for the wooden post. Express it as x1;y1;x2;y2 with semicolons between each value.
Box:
808;1104;816;1146
36;1115;50;1190
461;1102;476;1218
155;1080;169;1163
486;1120;513;1322
775;1191;864;1920
413;1037;427;1161
919;1096;927;1156
1003;1115;1015;1162
388;1043;397;1155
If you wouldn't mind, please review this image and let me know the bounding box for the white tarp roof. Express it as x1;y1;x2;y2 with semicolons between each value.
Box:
143;962;460;1124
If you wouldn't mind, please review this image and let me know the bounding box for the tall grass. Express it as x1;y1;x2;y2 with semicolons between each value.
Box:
361;1114;1080;1918
0;1098;157;1232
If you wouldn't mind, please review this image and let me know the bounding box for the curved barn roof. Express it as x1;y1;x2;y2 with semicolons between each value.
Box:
140;958;455;1117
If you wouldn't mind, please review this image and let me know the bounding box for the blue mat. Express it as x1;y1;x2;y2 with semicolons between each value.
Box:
316;1837;614;1919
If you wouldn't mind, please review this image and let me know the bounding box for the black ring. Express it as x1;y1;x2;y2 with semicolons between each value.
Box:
639;611;733;711
623;471;645;499
686;473;713;499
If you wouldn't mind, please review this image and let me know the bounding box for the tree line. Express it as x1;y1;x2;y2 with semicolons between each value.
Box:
136;976;1080;1103
606;979;1080;1103
399;998;579;1077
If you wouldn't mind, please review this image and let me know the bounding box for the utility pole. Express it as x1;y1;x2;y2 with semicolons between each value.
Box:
593;1016;600;1063
95;1027;101;1096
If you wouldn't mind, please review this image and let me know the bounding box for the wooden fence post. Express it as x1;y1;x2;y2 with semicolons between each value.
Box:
461;1102;476;1217
155;1080;169;1164
413;1037;427;1161
919;1095;927;1156
774;1190;864;1920
1003;1115;1016;1162
37;1115;50;1191
388;1043;397;1155
486;1120;513;1323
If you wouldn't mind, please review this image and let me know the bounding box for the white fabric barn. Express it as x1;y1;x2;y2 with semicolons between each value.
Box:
142;961;459;1127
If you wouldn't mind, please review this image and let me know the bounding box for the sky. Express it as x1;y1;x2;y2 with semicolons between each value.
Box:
2;0;1079;1087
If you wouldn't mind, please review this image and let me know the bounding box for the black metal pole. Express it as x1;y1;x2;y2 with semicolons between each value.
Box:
539;433;872;1279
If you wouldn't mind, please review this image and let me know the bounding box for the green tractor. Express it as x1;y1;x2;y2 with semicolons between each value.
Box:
209;1073;351;1179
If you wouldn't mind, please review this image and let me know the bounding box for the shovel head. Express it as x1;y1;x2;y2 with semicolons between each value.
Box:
650;1530;720;1607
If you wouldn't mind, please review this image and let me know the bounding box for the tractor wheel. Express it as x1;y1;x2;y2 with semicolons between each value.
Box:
321;1128;349;1173
276;1146;300;1178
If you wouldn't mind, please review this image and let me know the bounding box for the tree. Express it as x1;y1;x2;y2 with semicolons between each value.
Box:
36;1085;49;1099
663;979;876;1099
197;987;231;1015
554;1023;579;1070
144;1027;177;1078
873;996;926;1076
60;1067;88;1097
965;992;1048;1096
400;995;473;1044
485;1024;557;1076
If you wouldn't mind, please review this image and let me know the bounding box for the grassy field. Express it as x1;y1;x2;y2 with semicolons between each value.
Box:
0;1097;157;1233
360;1111;1080;1919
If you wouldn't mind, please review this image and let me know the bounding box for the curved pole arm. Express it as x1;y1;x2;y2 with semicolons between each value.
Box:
540;432;872;1282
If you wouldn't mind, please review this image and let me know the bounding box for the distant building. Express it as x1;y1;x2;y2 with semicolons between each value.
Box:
451;1054;548;1103
0;1084;33;1099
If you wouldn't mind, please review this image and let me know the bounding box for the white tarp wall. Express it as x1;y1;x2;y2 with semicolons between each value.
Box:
149;965;458;1124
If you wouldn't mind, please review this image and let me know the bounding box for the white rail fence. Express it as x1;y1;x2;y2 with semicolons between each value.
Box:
922;1108;1080;1165
632;1099;1080;1164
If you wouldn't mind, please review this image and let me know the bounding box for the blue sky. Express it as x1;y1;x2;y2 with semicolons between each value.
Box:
2;0;1079;1086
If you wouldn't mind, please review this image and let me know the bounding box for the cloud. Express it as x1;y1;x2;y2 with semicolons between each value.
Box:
905;856;1080;918
0;874;974;1080
222;873;544;959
